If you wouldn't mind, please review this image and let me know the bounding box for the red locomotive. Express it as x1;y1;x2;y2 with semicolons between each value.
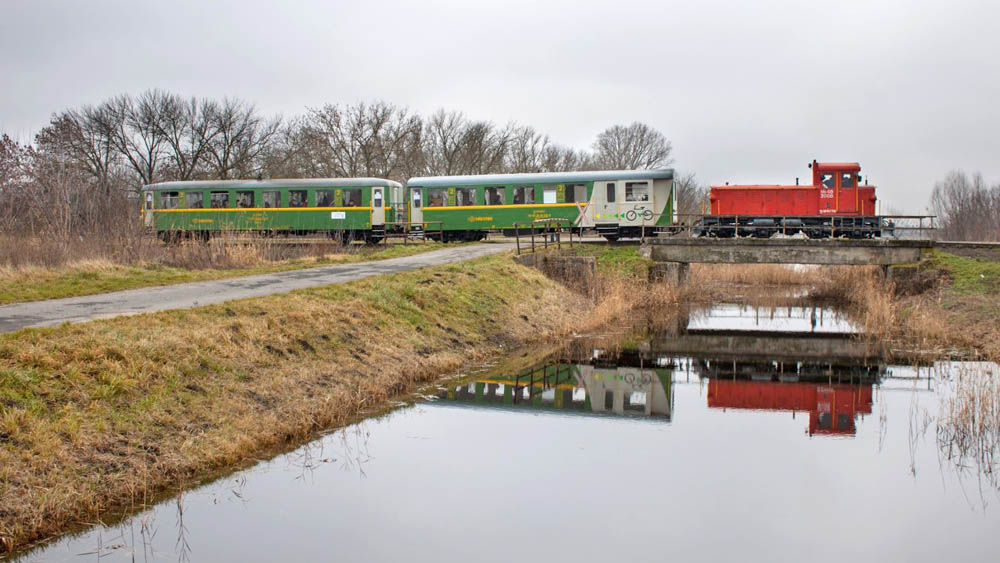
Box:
698;160;885;238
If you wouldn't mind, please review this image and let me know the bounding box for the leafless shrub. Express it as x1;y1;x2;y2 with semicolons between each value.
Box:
930;170;1000;241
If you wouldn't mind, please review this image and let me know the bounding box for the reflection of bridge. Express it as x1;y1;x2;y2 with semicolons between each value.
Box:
707;379;873;436
435;362;672;420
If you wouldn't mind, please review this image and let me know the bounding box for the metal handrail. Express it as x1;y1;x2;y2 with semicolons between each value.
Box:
512;219;576;255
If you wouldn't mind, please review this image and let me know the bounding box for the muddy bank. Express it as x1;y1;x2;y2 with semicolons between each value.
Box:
0;253;675;552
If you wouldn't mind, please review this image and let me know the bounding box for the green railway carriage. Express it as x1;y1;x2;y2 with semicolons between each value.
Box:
406;169;674;241
141;178;404;241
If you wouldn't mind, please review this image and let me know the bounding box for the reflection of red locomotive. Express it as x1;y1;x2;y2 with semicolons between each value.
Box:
699;160;884;238
707;380;873;436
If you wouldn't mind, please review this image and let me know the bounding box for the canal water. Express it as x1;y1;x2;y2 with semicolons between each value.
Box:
15;305;1000;562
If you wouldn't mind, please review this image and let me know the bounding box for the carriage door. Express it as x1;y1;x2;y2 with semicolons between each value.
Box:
144;192;154;228
410;187;423;225
838;172;857;213
597;182;618;222
371;187;385;227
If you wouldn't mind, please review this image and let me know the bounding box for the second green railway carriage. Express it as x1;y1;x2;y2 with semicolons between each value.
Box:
142;178;404;241
406;170;674;241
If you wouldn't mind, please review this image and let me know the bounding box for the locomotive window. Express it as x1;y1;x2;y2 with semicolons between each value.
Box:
821;173;835;189
161;191;180;209
316;189;335;207
185;192;204;209
262;191;280;208
342;188;362;207
565;184;587;203
606;183;616;202
455;188;475;206
236;191;254;208
485;187;505;205
210;191;230;208
513;186;535;205
427;188;448;207
625;182;649;202
840;173;855;188
289;190;307;207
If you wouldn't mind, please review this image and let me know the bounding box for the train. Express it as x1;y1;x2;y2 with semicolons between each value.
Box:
697;160;884;238
140;160;884;241
142;170;675;242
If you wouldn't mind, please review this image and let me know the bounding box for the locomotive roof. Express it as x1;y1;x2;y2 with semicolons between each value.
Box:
143;178;402;191
407;169;674;187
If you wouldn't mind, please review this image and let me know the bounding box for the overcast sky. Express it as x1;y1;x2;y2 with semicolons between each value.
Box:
3;0;998;211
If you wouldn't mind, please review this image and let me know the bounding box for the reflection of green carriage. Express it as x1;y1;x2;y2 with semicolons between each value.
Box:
407;170;675;241
142;178;404;241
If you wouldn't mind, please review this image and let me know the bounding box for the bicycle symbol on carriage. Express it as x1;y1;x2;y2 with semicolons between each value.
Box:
625;208;655;222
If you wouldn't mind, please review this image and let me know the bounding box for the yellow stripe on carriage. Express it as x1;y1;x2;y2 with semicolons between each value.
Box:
153;207;373;212
423;203;578;211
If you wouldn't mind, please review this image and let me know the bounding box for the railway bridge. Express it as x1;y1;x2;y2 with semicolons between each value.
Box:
640;238;935;285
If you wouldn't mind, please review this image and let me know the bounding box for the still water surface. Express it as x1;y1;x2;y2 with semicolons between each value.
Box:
17;305;1000;562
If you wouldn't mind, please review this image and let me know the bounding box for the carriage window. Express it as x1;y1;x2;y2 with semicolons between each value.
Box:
427;188;448;207
625;182;649;202
821;173;835;189
145;192;153;210
262;191;280;208
316;189;335;207
840;172;855;188
542;185;557;204
455;188;475;206
289;190;307;207
210;191;229;208
485;187;505;205
185;192;204;209
513;186;535;205
412;190;421;208
236;191;254;208
161;191;180;209
565;184;587;203
373;189;383;208
606;183;616;202
342;188;362;207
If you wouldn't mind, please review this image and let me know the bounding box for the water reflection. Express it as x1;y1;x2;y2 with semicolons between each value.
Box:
436;359;673;419
14;305;1000;563
688;303;858;334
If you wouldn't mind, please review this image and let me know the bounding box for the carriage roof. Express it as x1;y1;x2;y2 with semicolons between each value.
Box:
407;169;674;188
143;178;402;191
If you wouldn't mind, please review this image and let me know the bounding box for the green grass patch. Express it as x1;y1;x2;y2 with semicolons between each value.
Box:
568;243;651;276
926;250;1000;295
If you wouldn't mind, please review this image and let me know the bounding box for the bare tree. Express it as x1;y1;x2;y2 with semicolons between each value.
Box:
297;101;421;182
35;109;121;193
930;170;1000;241
593;121;673;170
159;95;220;180
673;171;709;219
206;97;281;179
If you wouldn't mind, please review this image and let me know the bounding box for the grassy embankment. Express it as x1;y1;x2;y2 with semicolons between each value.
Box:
0;250;675;553
0;241;453;305
831;249;1000;360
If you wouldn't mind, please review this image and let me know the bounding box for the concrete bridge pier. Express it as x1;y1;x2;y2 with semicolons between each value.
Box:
649;262;690;286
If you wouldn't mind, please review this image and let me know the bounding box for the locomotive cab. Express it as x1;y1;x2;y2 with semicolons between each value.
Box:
810;161;868;215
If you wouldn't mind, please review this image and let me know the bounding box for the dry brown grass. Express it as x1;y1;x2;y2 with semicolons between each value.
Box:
937;362;1000;490
0;253;674;553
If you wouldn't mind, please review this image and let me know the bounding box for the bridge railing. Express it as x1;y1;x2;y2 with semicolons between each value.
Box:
512;219;577;255
641;214;938;240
